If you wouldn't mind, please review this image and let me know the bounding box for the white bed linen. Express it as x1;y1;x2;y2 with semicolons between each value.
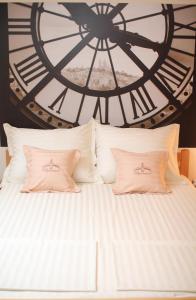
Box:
0;179;196;299
114;241;196;292
0;240;96;292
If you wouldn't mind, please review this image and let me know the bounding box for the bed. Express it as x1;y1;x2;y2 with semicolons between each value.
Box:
0;122;196;300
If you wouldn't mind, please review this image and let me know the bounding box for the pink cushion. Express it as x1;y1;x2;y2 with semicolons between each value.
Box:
112;149;169;194
22;146;80;193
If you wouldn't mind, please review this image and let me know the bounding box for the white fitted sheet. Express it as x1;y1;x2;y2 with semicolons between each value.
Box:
0;179;196;298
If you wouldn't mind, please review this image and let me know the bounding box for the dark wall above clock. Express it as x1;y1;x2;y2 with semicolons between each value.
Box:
0;2;196;146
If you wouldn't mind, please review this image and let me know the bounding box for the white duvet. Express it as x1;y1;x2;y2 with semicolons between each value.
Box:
0;179;196;298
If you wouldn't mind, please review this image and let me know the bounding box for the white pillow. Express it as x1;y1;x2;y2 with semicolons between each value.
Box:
3;119;97;184
95;122;180;183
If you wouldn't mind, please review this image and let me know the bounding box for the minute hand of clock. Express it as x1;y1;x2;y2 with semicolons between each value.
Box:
61;3;97;27
61;3;128;27
110;28;162;52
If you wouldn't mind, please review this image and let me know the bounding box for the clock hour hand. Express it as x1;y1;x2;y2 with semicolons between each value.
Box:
61;3;97;27
107;4;128;19
110;28;162;52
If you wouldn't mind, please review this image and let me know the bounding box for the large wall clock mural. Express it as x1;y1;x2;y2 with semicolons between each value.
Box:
1;3;196;144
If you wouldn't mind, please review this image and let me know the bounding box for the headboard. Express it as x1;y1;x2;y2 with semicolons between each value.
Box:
5;149;190;178
177;149;189;178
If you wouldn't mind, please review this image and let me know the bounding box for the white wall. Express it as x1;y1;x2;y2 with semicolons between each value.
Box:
0;147;196;182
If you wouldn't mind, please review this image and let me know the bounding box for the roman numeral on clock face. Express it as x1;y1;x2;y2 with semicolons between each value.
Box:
155;56;190;93
173;20;196;40
14;53;48;85
93;97;109;124
8;18;31;35
129;86;157;119
48;88;68;114
76;95;110;125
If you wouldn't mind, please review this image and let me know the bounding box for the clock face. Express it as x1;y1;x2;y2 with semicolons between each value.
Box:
8;3;195;128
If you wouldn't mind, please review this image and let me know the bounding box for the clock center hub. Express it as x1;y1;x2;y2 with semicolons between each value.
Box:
87;15;114;39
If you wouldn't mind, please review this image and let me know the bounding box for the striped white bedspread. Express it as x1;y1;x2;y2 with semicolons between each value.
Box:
0;180;196;297
113;241;196;292
0;240;96;292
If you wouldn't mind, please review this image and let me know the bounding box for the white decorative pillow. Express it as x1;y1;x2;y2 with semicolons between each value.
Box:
3;119;97;184
95;122;180;183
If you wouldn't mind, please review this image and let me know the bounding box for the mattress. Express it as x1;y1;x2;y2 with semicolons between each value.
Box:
0;179;196;299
